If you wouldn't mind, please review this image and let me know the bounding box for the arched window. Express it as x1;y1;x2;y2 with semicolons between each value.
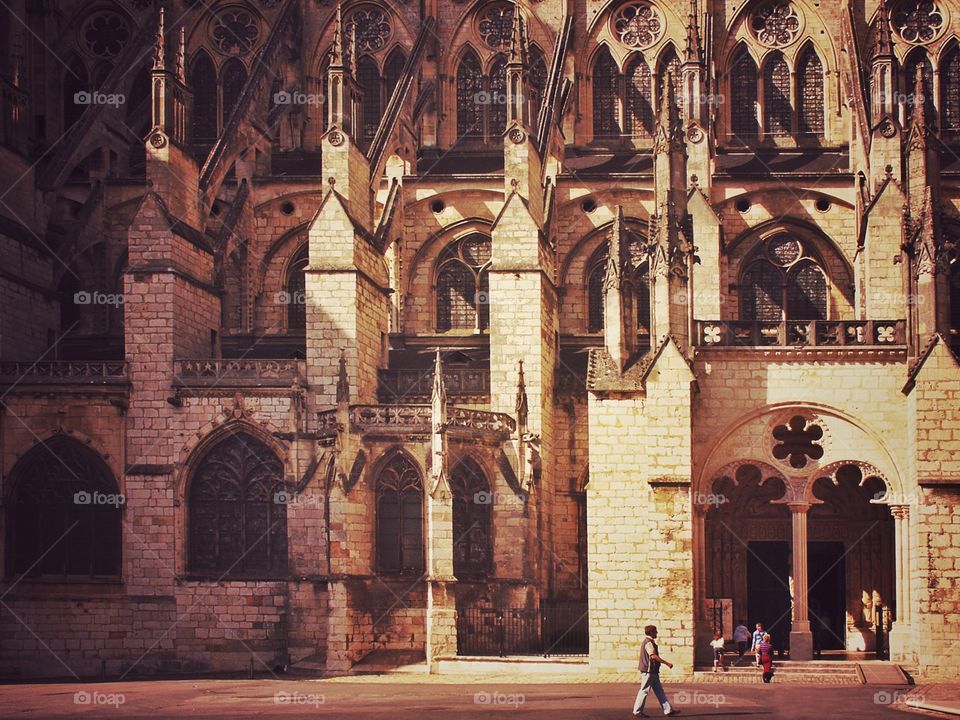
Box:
436;234;492;332
357;55;381;147
450;458;492;579
384;47;407;102
5;435;121;578
658;46;683;116
489;55;508;138
763;52;792;137
740;236;828;321
586;236;651;337
376;454;424;575
457;50;485;140
797;46;825;139
730;46;759;139
625;56;654;137
188;431;288;577
190;51;218;142
941;45;960;132
529;45;548;133
592;46;621;137
220;58;247;130
63;57;89;132
903;48;933;113
286;244;308;331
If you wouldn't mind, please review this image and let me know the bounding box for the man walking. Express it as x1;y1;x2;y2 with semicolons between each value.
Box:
633;625;679;717
733;621;750;663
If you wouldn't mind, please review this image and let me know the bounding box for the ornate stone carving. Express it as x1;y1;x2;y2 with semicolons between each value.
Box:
508;126;525;144
772;415;824;469
149;131;167;148
478;3;515;49
750;2;802;48
893;1;945;44
211;7;260;55
612;2;665;50
81;11;132;58
327;129;344;146
346;7;391;53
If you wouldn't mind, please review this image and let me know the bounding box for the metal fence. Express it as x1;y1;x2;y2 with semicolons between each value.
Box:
456;603;589;657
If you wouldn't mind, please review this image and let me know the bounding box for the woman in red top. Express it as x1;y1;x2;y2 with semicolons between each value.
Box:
759;633;774;683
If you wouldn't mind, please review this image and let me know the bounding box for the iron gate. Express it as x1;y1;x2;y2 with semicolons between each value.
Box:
456;603;588;657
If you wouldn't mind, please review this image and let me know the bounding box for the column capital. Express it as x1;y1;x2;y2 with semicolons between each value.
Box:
788;502;811;514
889;504;911;520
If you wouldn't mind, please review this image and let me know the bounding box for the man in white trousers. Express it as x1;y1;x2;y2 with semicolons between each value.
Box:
632;625;679;717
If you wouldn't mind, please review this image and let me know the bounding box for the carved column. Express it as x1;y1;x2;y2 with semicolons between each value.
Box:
888;504;912;661
788;502;813;660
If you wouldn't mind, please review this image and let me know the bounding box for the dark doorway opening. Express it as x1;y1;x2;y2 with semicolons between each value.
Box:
809;540;846;654
746;540;791;656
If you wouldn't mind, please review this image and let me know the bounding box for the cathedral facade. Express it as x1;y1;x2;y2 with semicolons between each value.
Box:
1;0;959;680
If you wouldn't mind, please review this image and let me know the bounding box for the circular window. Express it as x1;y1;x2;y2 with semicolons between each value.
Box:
346;6;392;53
735;198;752;213
750;2;803;48
892;1;946;44
477;2;515;50
81;11;131;59
582;198;598;213
211;7;261;55
431;199;446;214
767;236;802;266
815;198;831;213
281;201;295;215
611;2;665;50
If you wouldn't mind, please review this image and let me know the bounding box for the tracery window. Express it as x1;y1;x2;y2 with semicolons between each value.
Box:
625;56;654;137
593;47;622;137
892;1;945;44
612;2;665;50
903;48;933;112
5;435;122;579
286;245;308;331
376;454;424;576
188;431;288;577
797;47;825;138
740;236;828;321
436;234;491;332
529;45;548;132
450;458;492;579
594;44;682;140
81;10;131;59
211;7;260;56
658;47;683;115
941;45;960;131
730;46;759;139
220;58;247;129
586;237;651;336
750;2;802;48
478;2;514;50
347;6;392;53
763;52;792;137
456;50;508;144
357;55;381;145
190;51;218;142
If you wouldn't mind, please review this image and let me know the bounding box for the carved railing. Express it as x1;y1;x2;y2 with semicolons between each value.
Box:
198;0;298;207
695;320;907;348
0;361;128;384
447;407;516;435
174;358;302;387
349;404;432;432
377;367;490;402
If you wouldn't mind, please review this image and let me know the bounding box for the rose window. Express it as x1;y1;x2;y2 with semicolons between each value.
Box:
893;1;945;44
81;12;131;59
347;7;392;53
750;2;802;48
478;3;514;49
772;416;824;469
211;8;260;55
612;2;665;50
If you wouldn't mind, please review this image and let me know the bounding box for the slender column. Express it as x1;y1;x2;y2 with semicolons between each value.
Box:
890;505;911;624
789;502;813;660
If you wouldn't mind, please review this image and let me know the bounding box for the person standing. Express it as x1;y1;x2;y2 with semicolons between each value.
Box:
733;621;750;662
759;633;775;683
751;623;764;667
710;631;726;672
633;625;679;717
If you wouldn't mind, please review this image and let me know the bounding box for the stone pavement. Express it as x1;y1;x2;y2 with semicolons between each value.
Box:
905;685;960;716
0;676;943;719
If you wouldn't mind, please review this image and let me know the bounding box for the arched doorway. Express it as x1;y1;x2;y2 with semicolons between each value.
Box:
695;408;904;663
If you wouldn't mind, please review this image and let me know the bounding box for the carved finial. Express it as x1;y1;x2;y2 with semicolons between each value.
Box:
431;349;447;409
911;65;929;134
685;0;703;64
515;359;528;430
153;8;166;71
874;0;894;59
331;1;345;68
176;26;186;83
336;349;349;404
509;1;526;65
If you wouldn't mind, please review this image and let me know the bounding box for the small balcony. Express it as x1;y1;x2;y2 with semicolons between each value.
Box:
173;359;304;388
377;367;490;403
694;320;907;348
0;361;128;386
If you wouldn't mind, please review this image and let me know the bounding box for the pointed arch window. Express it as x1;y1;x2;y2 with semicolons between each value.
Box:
763;52;792;137
5;435;122;579
456;50;509;144
797;47;825;138
376;454;424;575
357;55;381;147
450;458;492;579
904;48;934;114
191;52;217;142
740;236;828;321
941;45;960;132
188;431;288;577
625;56;654;137
384;47;407;102
221;58;248;130
63;57;90;132
529;45;548;133
457;50;485;140
658;47;683;117
586;237;651;337
592;46;621;138
286;244;308;331
730;46;759;139
436;234;492;332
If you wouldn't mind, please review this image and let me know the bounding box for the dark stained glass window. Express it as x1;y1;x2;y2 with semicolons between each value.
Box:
192;53;219;142
588;261;606;332
625;56;654;137
763;52;792;137
286;245;308;331
489;55;508;138
941;46;960;131
731;46;759;139
457;50;484;139
741;236;830;321
529;45;548;133
741;260;783;321
384;47;406;104
220;58;247;130
436;235;491;332
188;431;288;577
658;46;683;117
6;435;121;579
376;454;423;575
903;49;933;114
357;55;381;147
450;458;492;579
787;262;827;320
797;47;824;138
587;237;650;334
593;46;621;137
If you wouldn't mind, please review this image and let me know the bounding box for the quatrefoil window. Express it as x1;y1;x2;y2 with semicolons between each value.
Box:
211;8;260;55
750;2;802;48
478;3;514;49
81;11;131;59
772;415;823;468
612;2;665;50
347;7;392;53
893;1;945;44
